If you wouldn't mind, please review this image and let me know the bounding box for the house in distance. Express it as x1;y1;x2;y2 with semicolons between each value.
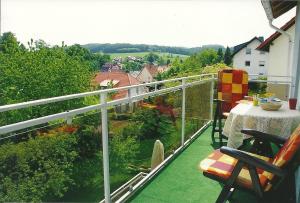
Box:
232;36;268;78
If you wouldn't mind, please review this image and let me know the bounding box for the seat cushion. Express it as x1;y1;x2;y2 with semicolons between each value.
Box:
199;149;272;189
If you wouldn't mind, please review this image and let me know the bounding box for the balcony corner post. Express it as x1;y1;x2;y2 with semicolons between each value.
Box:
210;76;214;121
181;79;186;146
100;92;111;203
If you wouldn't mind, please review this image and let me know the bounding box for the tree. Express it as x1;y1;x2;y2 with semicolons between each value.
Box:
144;52;159;64
217;48;223;63
224;46;232;66
196;49;218;67
132;108;174;139
0;32;24;54
122;61;143;73
0;41;91;125
0;133;78;202
65;44;110;71
157;56;166;65
109;124;139;168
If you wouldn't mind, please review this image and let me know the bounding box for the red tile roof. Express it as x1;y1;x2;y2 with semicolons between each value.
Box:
256;17;295;52
94;71;140;99
144;64;159;77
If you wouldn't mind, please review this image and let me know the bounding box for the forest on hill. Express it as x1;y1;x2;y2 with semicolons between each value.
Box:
82;43;225;55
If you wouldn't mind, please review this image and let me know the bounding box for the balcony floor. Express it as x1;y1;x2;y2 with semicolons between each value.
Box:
129;127;256;203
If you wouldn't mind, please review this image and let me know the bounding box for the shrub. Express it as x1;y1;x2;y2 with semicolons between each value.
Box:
109;132;139;169
75;125;101;158
0;134;78;202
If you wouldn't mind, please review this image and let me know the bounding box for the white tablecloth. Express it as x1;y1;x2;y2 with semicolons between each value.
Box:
223;101;300;148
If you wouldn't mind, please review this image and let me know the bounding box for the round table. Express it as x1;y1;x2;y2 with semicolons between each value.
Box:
223;101;300;148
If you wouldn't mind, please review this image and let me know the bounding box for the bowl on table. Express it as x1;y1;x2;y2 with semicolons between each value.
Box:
260;102;282;111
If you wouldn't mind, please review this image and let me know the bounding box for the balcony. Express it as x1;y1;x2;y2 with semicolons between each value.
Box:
0;72;295;203
128;126;257;203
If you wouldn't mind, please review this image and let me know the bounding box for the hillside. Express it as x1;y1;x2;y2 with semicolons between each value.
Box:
82;43;224;55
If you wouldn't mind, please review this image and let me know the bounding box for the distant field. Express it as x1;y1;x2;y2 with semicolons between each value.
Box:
106;52;189;60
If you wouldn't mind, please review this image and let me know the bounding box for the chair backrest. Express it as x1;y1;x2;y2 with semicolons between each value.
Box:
272;124;300;168
217;69;248;113
262;124;300;191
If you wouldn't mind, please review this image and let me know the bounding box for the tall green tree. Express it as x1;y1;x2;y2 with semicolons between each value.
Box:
217;48;223;63
144;52;159;64
65;44;110;71
0;40;91;125
224;46;232;66
0;32;25;54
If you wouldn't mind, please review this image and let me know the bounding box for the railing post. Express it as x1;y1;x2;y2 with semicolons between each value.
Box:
100;92;111;203
210;76;214;121
181;79;186;146
128;88;134;112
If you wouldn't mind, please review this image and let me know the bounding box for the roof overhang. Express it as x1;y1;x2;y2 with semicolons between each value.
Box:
261;0;297;20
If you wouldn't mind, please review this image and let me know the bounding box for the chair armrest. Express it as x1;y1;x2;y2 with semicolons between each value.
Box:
241;129;287;145
213;99;225;103
220;146;285;177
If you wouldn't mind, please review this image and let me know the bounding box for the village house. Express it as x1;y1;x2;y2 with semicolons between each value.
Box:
101;62;122;72
95;72;143;99
112;57;122;64
256;17;295;100
129;70;140;79
157;65;170;73
232;36;268;78
137;64;169;83
137;64;159;83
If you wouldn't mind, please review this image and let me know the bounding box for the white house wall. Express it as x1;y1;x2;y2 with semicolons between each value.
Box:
233;39;268;77
268;24;295;82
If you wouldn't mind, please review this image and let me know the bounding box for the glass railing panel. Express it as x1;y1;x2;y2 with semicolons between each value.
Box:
248;80;290;101
108;89;182;197
184;80;212;140
0;110;104;202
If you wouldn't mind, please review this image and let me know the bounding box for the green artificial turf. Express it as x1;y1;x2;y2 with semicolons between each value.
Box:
129;127;257;203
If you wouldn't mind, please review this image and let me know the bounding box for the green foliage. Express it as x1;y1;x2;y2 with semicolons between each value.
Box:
144;52;159;64
132;108;174;139
217;48;223;63
0;33;92;125
66;44;110;72
195;49;218;67
75;126;101;158
83;43;224;55
157;56;166;65
110;130;139;168
224;46;232;66
201;63;230;74
121;123;142;139
0;134;78;202
160;49;221;79
122;61;143;72
0;32;25;54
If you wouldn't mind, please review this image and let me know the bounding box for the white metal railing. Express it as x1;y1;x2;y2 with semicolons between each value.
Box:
0;73;216;203
0;73;293;203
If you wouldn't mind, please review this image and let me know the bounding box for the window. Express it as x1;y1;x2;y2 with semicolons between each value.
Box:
259;61;265;67
260;51;265;55
246;48;251;55
245;61;250;66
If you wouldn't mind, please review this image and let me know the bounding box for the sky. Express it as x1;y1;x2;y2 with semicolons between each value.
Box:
1;0;296;48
